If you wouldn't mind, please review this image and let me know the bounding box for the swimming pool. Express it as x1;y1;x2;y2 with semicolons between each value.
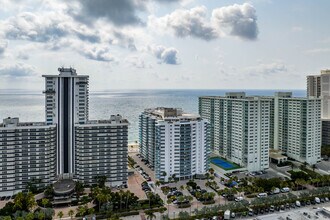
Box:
210;157;239;170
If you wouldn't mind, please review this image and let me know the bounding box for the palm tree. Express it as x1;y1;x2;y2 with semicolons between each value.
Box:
77;205;87;217
68;210;74;219
145;211;156;220
180;185;185;191
75;181;85;200
57;211;64;220
13;192;24;210
26;192;36;211
38;211;45;220
26;213;34;220
41;198;49;208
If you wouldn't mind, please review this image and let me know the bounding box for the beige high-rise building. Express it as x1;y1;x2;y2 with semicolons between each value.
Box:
307;70;330;146
307;75;321;98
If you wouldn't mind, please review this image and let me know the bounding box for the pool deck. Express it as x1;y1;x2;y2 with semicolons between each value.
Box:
209;154;246;174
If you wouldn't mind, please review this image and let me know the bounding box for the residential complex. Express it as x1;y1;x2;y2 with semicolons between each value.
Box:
307;69;330;145
0;118;57;196
199;92;321;170
274;93;321;164
199;92;272;172
0;68;129;196
139;107;210;181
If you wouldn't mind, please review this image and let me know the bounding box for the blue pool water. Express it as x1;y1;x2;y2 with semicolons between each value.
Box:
210;157;237;169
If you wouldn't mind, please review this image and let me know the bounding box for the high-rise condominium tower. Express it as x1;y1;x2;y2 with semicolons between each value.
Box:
0;67;129;196
307;69;330;146
139;108;210;181
199;92;321;169
43;67;89;176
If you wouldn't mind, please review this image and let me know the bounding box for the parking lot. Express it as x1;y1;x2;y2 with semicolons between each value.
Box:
252;204;330;220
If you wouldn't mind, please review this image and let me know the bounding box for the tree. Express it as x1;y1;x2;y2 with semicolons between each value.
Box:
25;213;34;220
13;192;24;210
37;211;45;220
68;210;74;219
95;176;107;187
209;168;215;175
26;192;36;211
145;211;156;220
180;185;185;191
77;205;87;217
178;211;190;220
75;181;85;200
44;185;54;198
41;198;49;208
57;211;64;220
312;164;317;172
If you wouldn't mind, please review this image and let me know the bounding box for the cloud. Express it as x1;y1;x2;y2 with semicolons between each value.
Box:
70;41;116;62
17;51;29;60
126;56;151;69
212;3;258;40
2;12;69;42
0;63;38;77
149;6;218;40
76;0;148;26
149;44;180;65
245;62;287;75
149;3;259;41
305;48;330;54
0;40;7;57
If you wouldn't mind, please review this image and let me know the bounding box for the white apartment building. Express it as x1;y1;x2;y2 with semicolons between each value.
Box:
199;92;322;170
139;108;209;182
0;68;129;195
199;93;271;172
0;117;57;196
43;67;89;176
274;93;321;164
75;115;129;187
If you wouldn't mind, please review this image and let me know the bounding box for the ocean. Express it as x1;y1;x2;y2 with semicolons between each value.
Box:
0;89;305;142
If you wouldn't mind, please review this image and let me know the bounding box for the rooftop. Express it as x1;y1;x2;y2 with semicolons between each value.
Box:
143;107;201;121
0;117;49;128
200;91;320;100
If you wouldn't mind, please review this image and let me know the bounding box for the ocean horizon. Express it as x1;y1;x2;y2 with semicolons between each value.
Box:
0;89;306;142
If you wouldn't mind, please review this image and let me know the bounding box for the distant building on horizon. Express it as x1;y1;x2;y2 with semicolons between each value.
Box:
307;69;330;146
199;91;321;170
0;68;129;196
139;107;210;182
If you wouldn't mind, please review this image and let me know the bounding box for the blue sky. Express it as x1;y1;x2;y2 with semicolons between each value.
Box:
0;0;329;91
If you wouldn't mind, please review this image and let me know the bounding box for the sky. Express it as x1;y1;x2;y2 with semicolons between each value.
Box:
0;0;329;91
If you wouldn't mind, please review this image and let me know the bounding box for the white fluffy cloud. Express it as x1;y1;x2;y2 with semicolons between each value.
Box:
212;3;258;40
149;6;218;40
149;3;259;40
245;62;288;75
149;45;180;65
0;63;38;77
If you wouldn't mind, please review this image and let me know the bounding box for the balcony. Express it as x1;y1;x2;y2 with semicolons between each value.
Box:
43;89;56;94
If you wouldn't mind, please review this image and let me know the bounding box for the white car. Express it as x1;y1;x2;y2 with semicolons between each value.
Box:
235;196;244;202
257;193;267;198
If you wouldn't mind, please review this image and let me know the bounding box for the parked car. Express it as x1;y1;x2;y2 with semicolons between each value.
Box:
257;193;268;198
270;205;275;212
295;201;301;207
315;197;321;204
235;196;244;202
281;187;290;193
